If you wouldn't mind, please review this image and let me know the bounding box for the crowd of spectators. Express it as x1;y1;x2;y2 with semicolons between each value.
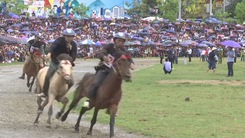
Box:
0;13;245;64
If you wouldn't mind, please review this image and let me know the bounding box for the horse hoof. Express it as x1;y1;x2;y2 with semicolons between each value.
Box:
87;131;92;135
33;121;39;125
46;125;51;128
55;112;62;119
47;119;51;125
60;115;67;122
74;126;79;132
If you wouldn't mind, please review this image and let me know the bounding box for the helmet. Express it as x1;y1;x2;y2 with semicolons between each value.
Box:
113;32;126;41
63;29;76;36
35;33;43;39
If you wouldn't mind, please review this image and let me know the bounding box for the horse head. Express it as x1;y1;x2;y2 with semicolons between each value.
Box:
32;52;44;68
113;54;132;82
57;60;73;84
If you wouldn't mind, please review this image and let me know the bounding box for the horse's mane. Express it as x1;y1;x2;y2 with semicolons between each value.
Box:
57;53;73;63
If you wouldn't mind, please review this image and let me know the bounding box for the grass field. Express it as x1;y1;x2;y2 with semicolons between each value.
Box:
68;57;245;138
0;62;23;66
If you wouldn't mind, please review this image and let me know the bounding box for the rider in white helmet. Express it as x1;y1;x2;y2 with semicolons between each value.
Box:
39;28;77;97
87;32;134;100
19;33;45;79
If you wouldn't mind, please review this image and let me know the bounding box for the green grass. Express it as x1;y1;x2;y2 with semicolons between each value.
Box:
0;62;23;66
68;57;245;138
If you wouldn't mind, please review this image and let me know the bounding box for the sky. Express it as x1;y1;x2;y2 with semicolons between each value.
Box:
78;0;133;9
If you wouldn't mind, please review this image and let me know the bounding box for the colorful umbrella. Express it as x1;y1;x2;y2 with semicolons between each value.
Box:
180;40;197;47
220;40;241;48
197;43;208;48
80;39;95;45
94;41;102;47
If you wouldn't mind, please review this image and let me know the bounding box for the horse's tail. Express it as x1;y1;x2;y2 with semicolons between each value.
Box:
73;73;94;99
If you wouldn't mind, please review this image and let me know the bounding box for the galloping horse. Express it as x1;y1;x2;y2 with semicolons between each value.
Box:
61;55;132;137
24;52;44;92
33;54;73;126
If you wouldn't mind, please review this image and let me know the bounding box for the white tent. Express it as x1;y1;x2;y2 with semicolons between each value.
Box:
141;16;163;22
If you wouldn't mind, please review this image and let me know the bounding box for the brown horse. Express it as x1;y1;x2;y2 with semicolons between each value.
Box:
61;55;132;138
33;56;73;126
24;52;44;92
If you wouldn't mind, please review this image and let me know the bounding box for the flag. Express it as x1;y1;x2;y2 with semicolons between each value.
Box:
44;0;51;8
49;0;54;6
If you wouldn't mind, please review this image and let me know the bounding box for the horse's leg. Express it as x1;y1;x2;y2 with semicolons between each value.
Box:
33;96;42;124
33;96;49;124
74;106;91;132
47;93;55;127
41;97;49;110
61;95;83;122
55;97;68;119
26;76;30;88
109;105;118;138
87;107;99;136
29;77;35;92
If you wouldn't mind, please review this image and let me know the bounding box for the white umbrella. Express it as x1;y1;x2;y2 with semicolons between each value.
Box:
81;39;95;45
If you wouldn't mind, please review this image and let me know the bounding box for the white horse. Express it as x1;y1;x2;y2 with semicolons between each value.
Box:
33;57;73;126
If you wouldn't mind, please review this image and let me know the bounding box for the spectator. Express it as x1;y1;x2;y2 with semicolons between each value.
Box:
163;58;172;74
207;47;218;73
226;47;235;77
187;47;192;62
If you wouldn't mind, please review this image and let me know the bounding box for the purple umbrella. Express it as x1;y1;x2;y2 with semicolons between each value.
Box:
197;43;208;48
200;41;216;47
180;40;197;47
220;40;241;48
95;41;102;47
7;29;14;33
12;15;20;19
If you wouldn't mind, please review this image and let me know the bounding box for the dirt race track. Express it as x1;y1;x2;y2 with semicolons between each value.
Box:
0;58;157;138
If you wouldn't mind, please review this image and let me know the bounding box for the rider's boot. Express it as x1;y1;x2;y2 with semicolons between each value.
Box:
87;84;99;99
19;73;25;79
82;84;99;108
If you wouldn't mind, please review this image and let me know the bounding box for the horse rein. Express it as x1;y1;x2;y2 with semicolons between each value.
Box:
30;54;41;65
112;61;122;79
56;70;71;83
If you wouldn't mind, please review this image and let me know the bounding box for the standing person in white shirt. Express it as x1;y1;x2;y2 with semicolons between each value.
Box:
200;48;206;62
163;58;172;74
187;47;192;62
226;47;235;77
89;46;94;58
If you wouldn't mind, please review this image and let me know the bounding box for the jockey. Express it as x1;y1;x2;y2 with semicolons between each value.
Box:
87;32;134;100
19;33;46;79
39;28;77;97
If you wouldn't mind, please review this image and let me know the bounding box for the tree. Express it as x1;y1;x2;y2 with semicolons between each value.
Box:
182;0;207;18
125;0;145;19
157;0;178;21
142;0;158;8
225;0;243;17
6;0;29;15
72;3;90;17
234;0;245;23
126;0;159;19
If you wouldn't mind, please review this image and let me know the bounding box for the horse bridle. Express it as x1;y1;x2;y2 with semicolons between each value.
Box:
56;66;72;84
111;60;123;79
30;54;41;65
